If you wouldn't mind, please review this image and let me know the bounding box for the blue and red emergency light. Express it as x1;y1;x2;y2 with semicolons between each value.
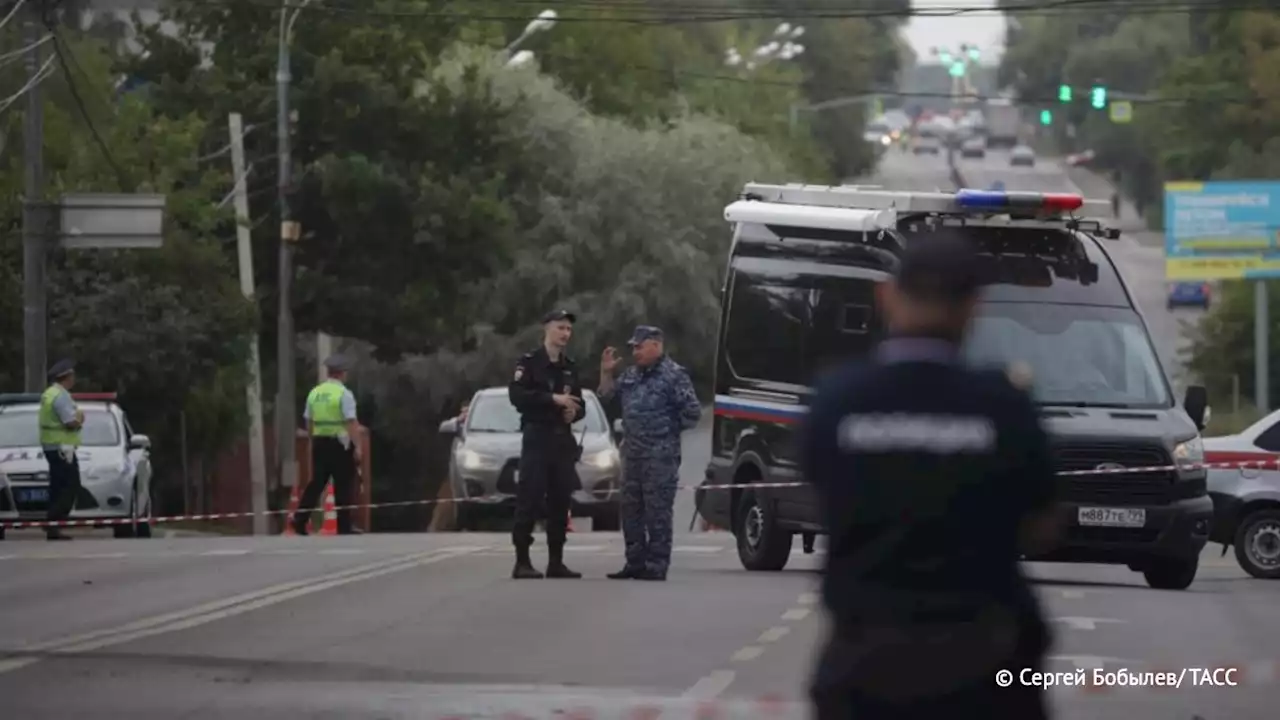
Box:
954;189;1084;213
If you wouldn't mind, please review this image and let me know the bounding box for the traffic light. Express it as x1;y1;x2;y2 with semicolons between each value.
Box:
939;51;952;64
1091;85;1107;109
967;47;980;61
1058;84;1072;103
949;61;965;77
1040;109;1052;125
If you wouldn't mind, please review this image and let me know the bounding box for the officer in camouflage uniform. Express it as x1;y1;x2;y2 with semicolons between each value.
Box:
598;326;702;580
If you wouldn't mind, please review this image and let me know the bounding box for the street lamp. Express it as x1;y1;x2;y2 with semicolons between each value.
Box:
506;49;535;68
275;0;314;503
504;9;557;56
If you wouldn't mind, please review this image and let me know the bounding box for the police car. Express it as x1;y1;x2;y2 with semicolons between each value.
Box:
0;393;154;539
699;184;1214;590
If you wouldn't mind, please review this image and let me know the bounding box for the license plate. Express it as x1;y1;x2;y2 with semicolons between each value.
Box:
1077;507;1146;528
16;487;49;504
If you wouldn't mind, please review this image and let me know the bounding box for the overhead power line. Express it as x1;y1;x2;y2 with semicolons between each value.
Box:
0;51;53;114
46;27;130;190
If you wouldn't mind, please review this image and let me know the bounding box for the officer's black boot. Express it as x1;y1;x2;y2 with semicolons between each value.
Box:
512;545;543;579
545;545;582;579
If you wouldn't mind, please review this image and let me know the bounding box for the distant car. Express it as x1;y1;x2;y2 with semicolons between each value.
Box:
911;134;941;155
438;387;621;531
1167;281;1211;310
960;137;986;158
1010;145;1036;166
0;393;154;540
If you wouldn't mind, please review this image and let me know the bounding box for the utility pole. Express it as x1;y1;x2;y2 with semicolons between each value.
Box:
21;1;46;392
229;112;270;535
275;4;303;493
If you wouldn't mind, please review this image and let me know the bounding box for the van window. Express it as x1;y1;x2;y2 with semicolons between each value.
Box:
725;271;810;385
808;278;883;378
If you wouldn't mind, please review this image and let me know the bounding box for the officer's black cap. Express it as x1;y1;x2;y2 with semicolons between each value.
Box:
542;309;576;324
627;325;663;345
323;354;351;372
48;358;75;380
894;233;984;302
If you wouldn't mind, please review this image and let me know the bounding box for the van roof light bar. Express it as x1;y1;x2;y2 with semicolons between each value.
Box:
738;183;1110;217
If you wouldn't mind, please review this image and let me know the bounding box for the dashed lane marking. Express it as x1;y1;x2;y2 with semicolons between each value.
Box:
0;545;489;676
671;545;724;553
797;592;818;605
731;646;764;662
757;626;790;643
682;670;736;700
199;549;251;556
692;590;820;700
1060;590;1085;599
781;608;811;621
1053;616;1126;631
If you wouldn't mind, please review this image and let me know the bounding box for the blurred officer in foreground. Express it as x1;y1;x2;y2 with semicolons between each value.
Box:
598;326;701;580
509;309;585;579
801;232;1061;719
40;359;84;541
292;354;362;535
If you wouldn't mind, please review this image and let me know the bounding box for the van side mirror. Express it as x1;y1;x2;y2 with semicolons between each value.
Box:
612;418;624;441
1183;385;1209;431
438;418;458;435
128;434;150;450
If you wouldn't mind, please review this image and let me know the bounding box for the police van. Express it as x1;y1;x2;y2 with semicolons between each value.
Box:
698;184;1214;590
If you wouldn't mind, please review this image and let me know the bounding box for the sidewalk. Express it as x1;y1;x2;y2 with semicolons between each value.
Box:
1063;164;1163;247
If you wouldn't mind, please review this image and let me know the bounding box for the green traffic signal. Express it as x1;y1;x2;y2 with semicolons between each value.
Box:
1040;109;1052;125
1091;85;1107;109
967;47;980;60
948;61;966;78
1058;84;1072;103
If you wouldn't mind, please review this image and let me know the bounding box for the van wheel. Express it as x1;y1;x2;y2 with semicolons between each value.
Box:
1142;555;1198;590
1233;509;1280;579
734;489;792;571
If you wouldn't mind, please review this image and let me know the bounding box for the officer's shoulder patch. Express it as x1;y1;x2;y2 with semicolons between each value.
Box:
513;365;524;381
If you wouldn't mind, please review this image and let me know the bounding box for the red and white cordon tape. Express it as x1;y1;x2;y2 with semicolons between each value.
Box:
2;456;1274;531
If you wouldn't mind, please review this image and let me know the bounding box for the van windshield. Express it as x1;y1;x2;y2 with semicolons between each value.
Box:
964;303;1172;408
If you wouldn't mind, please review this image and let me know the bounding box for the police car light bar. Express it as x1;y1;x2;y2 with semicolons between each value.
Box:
954;189;1084;213
724;200;897;232
73;393;118;401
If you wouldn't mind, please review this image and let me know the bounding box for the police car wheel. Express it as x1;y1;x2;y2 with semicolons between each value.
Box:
1233;509;1280;579
1141;555;1198;590
734;489;792;572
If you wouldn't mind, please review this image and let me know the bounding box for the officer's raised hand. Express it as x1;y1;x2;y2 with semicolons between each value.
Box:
552;393;580;410
600;347;622;374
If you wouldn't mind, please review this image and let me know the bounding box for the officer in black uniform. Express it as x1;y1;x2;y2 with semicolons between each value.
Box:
508;309;586;580
801;231;1061;720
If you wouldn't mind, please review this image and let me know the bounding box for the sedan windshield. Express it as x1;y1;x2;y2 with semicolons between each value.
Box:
964;303;1171;408
466;393;606;433
0;409;121;448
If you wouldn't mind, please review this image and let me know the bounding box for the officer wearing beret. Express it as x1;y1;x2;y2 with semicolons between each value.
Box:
801;232;1060;719
508;309;585;579
40;359;84;541
598;325;702;580
292;354;362;535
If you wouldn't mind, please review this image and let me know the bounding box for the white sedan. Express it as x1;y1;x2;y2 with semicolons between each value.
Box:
1203;408;1280;578
0;393;154;539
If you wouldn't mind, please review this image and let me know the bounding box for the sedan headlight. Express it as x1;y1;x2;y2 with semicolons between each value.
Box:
1173;437;1205;467
456;449;501;471
583;449;619;470
84;464;126;483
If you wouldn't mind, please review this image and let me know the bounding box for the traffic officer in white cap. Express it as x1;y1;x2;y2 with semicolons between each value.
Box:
40;358;84;540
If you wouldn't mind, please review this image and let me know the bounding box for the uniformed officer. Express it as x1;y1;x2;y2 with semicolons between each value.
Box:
800;232;1061;720
598;325;701;580
508;309;586;579
40;359;84;541
292;354;363;535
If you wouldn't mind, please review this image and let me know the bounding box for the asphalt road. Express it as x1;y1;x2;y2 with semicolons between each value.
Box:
0;151;1261;720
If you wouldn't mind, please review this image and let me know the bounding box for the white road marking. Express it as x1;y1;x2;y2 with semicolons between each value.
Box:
0;545;487;676
757;626;790;644
75;552;129;559
671;545;723;553
562;545;607;552
731;646;764;662
1053;617;1126;631
1060;590;1085;599
0;554;14;560
781;608;811;621
683;670;736;700
797;592;818;605
199;548;250;556
316;548;364;555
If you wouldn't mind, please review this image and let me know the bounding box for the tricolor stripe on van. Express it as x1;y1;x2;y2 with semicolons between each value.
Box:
713;394;807;425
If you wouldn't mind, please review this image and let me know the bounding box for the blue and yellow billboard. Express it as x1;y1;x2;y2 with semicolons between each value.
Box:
1164;181;1280;280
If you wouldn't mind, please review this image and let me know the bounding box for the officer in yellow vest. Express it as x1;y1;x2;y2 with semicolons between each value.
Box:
291;354;362;535
40;359;84;541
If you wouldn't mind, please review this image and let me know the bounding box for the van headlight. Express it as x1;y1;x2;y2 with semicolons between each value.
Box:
1173;437;1204;467
584;449;619;470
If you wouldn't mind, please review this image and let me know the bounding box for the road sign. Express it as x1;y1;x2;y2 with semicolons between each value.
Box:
58;193;166;249
1109;100;1133;123
1164;181;1280;279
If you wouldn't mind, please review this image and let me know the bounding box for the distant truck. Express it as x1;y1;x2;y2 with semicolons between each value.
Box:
985;100;1021;149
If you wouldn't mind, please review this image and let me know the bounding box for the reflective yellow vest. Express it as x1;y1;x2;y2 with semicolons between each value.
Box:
39;385;81;447
306;379;347;438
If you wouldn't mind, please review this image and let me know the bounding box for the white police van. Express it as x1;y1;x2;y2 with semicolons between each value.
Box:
696;184;1214;590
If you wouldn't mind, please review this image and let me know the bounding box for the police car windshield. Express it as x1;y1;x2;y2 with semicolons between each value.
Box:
0;409;121;448
466;394;606;433
964;303;1172;408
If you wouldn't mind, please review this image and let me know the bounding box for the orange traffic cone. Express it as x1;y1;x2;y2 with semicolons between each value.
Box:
319;485;339;536
281;484;301;535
